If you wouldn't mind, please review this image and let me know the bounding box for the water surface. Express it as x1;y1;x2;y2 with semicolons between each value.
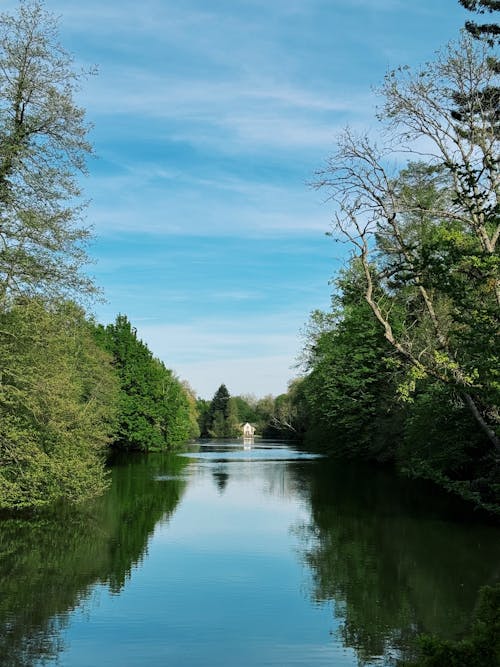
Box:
0;440;499;666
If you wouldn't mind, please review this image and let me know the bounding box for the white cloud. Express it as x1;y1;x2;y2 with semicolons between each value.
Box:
85;165;331;237
129;315;305;397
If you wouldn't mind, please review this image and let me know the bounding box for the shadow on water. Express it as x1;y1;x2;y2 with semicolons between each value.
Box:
291;457;500;665
0;452;188;667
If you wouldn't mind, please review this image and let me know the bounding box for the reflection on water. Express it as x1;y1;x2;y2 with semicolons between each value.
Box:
0;453;187;667
292;459;500;665
0;441;498;667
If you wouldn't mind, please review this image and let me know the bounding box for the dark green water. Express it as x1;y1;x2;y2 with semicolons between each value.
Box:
0;440;498;666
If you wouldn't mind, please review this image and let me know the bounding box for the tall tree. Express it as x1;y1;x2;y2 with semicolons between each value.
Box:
299;260;401;458
314;36;499;511
205;384;241;438
0;0;95;304
98;315;194;450
316;35;499;453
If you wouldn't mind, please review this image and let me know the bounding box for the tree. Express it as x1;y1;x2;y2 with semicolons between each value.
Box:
196;397;211;437
0;0;95;305
232;394;259;424
314;36;499;511
97;315;193;450
267;379;309;438
203;384;241;438
209;384;231;419
299;262;401;458
0;299;118;509
206;384;230;437
181;381;201;440
455;2;499;153
316;35;499;454
225;397;241;437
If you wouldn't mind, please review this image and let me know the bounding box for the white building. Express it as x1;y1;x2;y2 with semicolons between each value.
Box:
242;422;256;437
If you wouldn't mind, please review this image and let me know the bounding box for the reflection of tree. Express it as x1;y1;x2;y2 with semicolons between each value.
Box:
212;466;229;493
0;453;188;667
294;459;500;665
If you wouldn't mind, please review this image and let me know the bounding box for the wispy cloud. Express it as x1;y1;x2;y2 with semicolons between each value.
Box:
134;315;306;397
0;0;469;397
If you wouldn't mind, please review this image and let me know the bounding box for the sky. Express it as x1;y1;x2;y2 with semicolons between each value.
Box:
3;0;471;398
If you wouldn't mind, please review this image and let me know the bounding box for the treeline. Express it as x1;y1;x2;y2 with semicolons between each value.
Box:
195;382;302;439
95;315;199;450
278;2;500;516
0;302;199;511
0;3;197;510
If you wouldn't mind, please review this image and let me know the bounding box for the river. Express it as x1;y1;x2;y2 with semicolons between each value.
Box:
1;440;499;666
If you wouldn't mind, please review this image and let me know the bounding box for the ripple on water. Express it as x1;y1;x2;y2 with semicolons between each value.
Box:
178;447;323;463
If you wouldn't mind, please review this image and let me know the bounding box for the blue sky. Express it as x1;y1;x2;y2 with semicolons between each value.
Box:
5;0;470;398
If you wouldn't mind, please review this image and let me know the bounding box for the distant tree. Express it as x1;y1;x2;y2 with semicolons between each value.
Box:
267;381;308;438
225;398;241;437
206;384;230;437
232;395;259;424
255;395;275;431
209;384;231;419
196;398;211;437
181;381;201;439
0;1;95;304
209;410;226;439
204;384;241;438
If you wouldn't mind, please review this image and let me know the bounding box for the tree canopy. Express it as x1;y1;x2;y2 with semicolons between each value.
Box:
293;30;500;514
0;0;95;305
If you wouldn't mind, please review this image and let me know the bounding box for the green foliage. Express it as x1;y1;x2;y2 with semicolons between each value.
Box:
231;394;260;424
196;398;212;437
401;583;500;667
265;380;309;438
459;1;500;51
232;393;290;437
305;145;499;512
199;386;304;439
299;262;402;460
201;384;241;438
0;3;197;509
97;315;196;451
0;1;96;304
181;381;201;440
395;378;498;512
0;299;119;509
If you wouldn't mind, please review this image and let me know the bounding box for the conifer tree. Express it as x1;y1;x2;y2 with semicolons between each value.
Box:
206;384;239;437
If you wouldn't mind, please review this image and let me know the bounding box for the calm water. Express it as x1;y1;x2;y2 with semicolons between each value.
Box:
1;440;499;667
